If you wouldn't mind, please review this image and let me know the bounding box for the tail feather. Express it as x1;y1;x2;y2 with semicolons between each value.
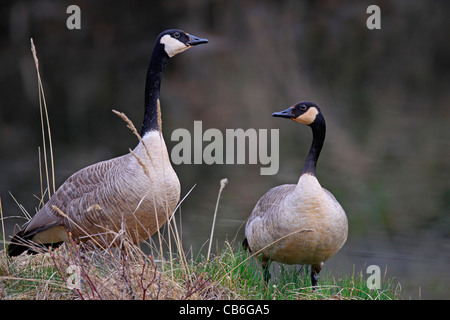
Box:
8;230;35;256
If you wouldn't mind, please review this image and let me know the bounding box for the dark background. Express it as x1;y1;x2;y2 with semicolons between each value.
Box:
0;0;449;299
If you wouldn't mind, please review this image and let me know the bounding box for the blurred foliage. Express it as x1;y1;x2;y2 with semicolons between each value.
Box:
0;0;449;249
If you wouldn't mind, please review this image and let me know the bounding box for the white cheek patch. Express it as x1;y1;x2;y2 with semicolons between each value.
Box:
160;34;189;57
294;107;319;125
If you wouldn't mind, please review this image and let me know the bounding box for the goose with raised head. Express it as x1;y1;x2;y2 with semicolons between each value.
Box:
8;29;208;256
243;101;348;287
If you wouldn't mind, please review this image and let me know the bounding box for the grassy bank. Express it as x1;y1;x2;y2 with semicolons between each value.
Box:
0;236;401;300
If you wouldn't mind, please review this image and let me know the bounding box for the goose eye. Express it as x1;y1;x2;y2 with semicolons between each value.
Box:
299;105;307;111
173;32;181;39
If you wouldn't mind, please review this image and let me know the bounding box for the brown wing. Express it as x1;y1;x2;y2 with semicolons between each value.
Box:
8;154;127;256
243;184;296;252
246;184;296;224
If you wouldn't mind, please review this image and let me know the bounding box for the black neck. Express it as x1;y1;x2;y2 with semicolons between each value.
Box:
141;44;169;135
301;114;326;176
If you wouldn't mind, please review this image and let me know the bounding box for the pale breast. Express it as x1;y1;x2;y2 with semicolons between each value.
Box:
245;174;348;265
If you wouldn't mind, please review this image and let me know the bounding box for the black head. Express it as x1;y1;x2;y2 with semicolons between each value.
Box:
272;101;322;125
157;29;208;58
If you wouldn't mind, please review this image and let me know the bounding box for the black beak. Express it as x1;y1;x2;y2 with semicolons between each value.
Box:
187;33;208;46
272;107;294;119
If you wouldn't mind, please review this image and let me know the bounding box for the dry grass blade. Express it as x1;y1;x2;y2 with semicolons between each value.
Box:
129;149;151;179
1;196;6;255
112;109;156;177
112;109;140;140
31;38;55;198
157;99;162;133
9;192;31;221
207;178;228;261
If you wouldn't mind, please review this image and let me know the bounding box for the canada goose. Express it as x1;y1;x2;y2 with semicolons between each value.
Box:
243;101;348;287
8;29;208;256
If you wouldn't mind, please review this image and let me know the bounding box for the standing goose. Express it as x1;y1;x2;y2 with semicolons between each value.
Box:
243;101;348;287
8;29;208;256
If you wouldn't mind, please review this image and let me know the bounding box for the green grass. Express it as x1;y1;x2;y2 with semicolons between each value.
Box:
189;240;401;300
0;252;74;299
0;237;401;300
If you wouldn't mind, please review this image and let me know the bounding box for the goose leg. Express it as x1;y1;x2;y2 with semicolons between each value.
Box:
310;263;323;288
262;259;271;283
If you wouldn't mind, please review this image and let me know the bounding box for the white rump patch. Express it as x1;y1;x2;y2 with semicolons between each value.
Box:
160;34;189;57
31;226;70;244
